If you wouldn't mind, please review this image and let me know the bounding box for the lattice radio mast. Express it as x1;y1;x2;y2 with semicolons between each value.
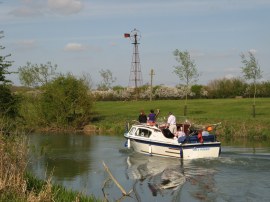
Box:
124;29;143;97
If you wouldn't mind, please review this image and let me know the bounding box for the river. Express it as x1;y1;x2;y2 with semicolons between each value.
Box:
27;133;270;202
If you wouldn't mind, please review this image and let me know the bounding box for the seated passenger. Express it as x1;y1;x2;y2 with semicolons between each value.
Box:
174;127;186;138
175;127;186;143
162;128;174;138
202;130;210;136
202;125;212;136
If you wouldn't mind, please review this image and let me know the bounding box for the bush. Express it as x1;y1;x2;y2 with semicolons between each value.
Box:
39;74;94;128
207;78;247;98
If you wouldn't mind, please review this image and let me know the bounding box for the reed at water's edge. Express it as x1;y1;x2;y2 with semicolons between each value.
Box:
89;98;270;139
0;134;99;202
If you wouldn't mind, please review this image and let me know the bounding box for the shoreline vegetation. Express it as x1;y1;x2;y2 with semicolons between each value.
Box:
1;98;269;201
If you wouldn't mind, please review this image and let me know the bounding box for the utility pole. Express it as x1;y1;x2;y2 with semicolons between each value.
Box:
150;69;154;101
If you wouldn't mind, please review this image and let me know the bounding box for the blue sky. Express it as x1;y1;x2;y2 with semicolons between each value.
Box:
1;0;270;87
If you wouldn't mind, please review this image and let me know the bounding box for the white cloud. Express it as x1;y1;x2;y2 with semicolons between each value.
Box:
224;74;236;79
249;49;258;54
8;0;83;18
15;39;37;50
64;43;86;51
7;0;45;18
48;0;83;15
9;6;43;17
18;39;36;45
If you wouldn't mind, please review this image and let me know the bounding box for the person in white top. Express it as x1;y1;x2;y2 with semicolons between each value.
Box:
174;126;186;142
174;127;185;138
167;112;177;134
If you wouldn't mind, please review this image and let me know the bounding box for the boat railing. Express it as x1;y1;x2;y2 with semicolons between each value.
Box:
125;118;221;138
125;120;160;132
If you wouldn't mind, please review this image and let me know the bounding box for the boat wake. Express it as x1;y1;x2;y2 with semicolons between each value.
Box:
125;154;186;196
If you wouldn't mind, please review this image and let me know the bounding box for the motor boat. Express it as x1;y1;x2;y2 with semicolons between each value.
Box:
124;121;221;159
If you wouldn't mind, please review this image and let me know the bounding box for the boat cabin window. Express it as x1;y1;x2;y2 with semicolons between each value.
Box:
135;128;151;138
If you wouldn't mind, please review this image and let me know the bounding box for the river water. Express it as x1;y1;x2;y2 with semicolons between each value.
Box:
27;133;270;202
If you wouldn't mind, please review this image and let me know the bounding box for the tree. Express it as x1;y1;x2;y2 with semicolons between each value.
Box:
97;69;116;90
18;61;58;87
0;31;12;84
0;31;19;119
173;49;199;116
207;78;247;98
40;74;94;128
191;84;204;98
240;51;262;117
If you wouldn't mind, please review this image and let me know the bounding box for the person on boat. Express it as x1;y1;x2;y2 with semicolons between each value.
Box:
197;129;204;143
175;127;186;143
138;110;147;123
202;130;210;136
201;125;212;136
166;112;177;134
162;128;175;138
147;109;160;126
174;127;185;138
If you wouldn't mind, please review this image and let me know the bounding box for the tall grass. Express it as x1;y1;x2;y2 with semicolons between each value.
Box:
0;133;99;202
25;173;99;202
92;98;270;138
0;134;27;201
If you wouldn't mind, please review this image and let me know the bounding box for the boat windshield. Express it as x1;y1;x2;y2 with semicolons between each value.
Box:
129;127;137;135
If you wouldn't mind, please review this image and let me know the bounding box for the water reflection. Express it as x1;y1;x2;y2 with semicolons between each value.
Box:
126;153;186;196
124;153;219;200
28;133;93;181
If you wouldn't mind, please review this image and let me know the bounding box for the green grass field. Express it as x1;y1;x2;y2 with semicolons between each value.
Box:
92;98;270;138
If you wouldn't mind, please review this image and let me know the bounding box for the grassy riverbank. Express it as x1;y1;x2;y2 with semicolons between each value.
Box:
92;98;270;139
0;134;99;202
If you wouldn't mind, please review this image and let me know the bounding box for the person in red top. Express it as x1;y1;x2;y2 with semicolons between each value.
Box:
197;130;203;143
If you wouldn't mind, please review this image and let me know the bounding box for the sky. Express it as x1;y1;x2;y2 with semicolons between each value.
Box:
1;0;270;88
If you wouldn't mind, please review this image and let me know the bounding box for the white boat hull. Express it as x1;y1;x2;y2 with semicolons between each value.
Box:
128;137;220;159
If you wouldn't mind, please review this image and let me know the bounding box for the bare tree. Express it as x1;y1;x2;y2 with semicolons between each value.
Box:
18;61;58;87
97;69;116;91
81;72;93;90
